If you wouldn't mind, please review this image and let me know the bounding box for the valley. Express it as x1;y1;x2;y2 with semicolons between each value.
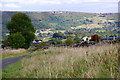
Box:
1;11;119;42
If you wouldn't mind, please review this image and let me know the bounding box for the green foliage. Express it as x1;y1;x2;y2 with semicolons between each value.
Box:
1;40;10;48
76;39;81;44
74;36;81;44
48;38;64;47
37;42;46;49
22;32;35;49
55;40;63;46
65;38;74;46
34;42;48;50
7;13;35;49
52;32;66;39
8;33;25;49
7;13;35;33
53;38;63;46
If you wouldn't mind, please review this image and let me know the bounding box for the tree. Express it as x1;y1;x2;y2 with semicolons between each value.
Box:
33;42;48;50
1;40;10;49
7;13;35;49
22;32;35;49
65;38;74;46
8;33;25;49
91;34;100;42
7;13;35;33
74;37;81;44
52;32;66;39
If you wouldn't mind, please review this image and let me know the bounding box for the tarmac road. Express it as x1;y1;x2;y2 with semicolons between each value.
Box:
0;51;33;70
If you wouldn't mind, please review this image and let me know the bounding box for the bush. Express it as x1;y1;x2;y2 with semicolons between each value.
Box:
52;32;66;39
65;38;74;46
34;42;48;50
8;33;25;49
1;40;10;49
74;37;81;44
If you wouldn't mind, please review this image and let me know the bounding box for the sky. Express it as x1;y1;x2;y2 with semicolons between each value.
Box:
1;0;119;13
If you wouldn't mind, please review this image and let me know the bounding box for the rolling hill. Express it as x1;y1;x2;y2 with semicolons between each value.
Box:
1;11;119;41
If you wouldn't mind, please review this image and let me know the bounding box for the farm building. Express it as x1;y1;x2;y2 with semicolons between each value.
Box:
31;40;42;45
82;36;89;42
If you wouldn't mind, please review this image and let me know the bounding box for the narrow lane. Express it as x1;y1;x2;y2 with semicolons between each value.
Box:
0;51;33;70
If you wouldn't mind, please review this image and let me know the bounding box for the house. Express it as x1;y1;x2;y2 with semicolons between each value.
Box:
31;40;42;45
82;36;89;42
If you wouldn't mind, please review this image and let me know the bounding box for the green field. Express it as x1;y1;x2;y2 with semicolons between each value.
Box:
2;44;119;78
2;11;119;41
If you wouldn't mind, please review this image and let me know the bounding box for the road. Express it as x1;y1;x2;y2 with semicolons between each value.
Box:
0;51;33;70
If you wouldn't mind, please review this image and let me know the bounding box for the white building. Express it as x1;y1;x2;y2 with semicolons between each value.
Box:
82;37;89;42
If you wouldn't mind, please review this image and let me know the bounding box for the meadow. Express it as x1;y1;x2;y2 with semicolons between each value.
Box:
2;43;119;78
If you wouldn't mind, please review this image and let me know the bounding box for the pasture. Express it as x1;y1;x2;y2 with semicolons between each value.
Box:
2;43;119;78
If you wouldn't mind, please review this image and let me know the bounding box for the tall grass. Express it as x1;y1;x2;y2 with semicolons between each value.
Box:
2;49;26;60
2;49;26;55
3;44;119;78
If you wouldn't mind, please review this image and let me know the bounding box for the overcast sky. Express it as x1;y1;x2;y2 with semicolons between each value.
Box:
1;0;119;13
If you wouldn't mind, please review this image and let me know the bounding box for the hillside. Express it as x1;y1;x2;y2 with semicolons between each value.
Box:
1;11;119;41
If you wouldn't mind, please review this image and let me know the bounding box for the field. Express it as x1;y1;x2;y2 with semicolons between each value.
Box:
2;11;119;41
2;43;119;78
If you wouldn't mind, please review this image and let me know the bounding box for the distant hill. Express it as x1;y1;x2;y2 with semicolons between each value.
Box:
2;11;95;29
1;11;119;40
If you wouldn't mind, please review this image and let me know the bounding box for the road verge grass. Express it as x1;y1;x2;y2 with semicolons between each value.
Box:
2;49;30;60
2;61;22;78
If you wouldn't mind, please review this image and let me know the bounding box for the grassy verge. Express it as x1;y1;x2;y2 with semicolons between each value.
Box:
2;61;22;78
2;44;119;78
2;49;30;60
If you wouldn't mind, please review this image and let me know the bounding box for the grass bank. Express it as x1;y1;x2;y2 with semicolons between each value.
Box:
2;49;29;60
2;44;119;78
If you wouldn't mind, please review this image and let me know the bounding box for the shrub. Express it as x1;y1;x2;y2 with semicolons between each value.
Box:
8;33;25;49
1;40;10;49
65;38;74;46
34;42;48;50
74;37;81;44
52;32;66;39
